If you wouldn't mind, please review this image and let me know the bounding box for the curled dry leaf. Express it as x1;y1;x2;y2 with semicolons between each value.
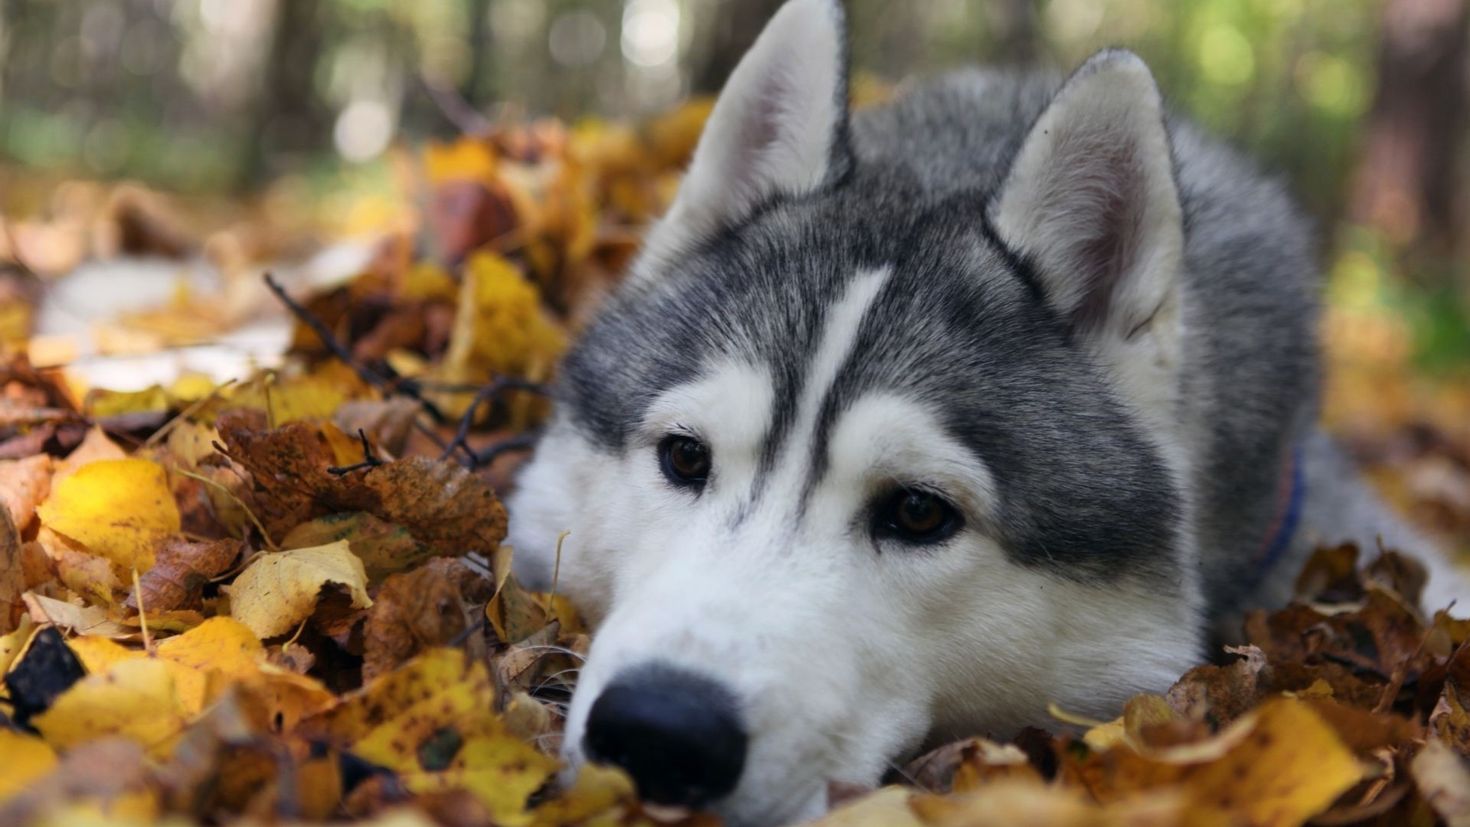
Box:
361;557;493;681
283;512;431;585
226;540;372;639
126;536;243;613
219;414;508;568
0;453;52;530
0;505;22;633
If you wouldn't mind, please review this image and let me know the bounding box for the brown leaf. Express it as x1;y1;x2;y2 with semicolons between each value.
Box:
361;557;493;681
282;512;432;585
0;504;22;633
0;453;52;530
219;416;508;565
1167;644;1266;727
126;536;243;613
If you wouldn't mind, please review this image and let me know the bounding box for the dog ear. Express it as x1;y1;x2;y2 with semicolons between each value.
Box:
989;50;1183;341
639;0;850;269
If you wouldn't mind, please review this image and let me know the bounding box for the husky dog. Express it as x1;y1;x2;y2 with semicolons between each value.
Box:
508;0;1467;823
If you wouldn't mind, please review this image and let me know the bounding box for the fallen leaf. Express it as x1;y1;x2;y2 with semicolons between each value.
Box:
0;730;58;803
361;557;492;681
283;512;431;585
226;540;372;639
36;458;181;577
22;592;132;636
52;426;127;480
0;453;52;530
1;504;22;632
34;656;190;756
126;536;242;612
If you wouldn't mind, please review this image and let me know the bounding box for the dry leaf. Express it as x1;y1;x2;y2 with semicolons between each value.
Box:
33;657;191;756
127;536;242;612
283;512;431;585
361;557;492;681
0;453;52;529
0;730;59;803
227;540;371;639
1;505;22;633
36;458;181;577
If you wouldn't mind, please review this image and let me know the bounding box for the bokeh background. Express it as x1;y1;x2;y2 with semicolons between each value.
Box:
1;0;1469;546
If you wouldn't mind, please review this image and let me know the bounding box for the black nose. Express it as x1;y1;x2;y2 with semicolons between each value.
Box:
583;665;747;807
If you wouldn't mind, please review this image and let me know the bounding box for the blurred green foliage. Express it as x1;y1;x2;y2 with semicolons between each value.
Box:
0;0;1466;369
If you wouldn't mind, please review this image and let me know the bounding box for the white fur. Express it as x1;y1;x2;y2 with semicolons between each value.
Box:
508;267;1202;825
637;0;846;277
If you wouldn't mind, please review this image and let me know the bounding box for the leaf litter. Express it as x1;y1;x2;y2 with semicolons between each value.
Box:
1;103;1469;827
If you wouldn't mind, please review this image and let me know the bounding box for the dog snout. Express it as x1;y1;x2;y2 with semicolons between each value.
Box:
582;664;747;808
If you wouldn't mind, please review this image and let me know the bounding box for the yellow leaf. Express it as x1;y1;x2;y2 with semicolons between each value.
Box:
424;138;498;187
68;635;136;674
806;787;925;827
418;734;558;827
0;730;57;802
302;647;492;746
33;657;189;756
85;385;171;419
442;252;565;387
37;458;180;576
67;618;266;715
51;427;127;481
0;617;36;675
155;616;266;712
529;763;642;826
227;540;371;639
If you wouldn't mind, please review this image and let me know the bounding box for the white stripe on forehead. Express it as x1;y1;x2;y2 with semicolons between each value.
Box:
765;267;892;497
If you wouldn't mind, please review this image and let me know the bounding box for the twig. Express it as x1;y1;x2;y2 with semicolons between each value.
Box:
328;429;385;475
472;430;540;468
262;272;449;423
439;378;546;464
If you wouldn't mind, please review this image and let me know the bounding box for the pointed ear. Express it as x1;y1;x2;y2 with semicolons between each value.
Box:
641;0;849;266
989;50;1182;340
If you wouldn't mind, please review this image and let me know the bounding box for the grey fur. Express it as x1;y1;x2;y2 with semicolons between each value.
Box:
557;65;1353;620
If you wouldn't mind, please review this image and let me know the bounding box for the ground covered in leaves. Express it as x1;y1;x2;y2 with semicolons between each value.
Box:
3;105;1470;827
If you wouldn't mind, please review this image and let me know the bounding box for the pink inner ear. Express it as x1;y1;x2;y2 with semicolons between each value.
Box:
1068;139;1147;331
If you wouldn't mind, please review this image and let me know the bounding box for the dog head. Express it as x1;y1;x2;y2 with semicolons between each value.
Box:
510;1;1205;823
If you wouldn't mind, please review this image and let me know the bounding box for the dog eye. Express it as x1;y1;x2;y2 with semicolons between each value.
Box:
873;488;962;545
659;435;711;488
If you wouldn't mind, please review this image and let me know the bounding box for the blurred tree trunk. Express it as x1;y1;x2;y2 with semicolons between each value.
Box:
1348;0;1468;273
988;0;1040;64
241;0;329;190
460;0;495;111
691;0;785;94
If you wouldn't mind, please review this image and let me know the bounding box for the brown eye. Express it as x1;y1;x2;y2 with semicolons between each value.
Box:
659;435;711;488
874;488;961;545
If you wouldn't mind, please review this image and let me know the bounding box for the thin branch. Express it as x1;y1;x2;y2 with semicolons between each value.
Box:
439;378;546;464
472;430;539;468
328;429;385;476
262;272;449;424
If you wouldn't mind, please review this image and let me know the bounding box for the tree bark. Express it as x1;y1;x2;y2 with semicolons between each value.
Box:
691;0;786;94
1348;0;1468;268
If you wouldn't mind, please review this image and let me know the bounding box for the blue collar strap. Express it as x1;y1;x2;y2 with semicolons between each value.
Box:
1256;445;1305;577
